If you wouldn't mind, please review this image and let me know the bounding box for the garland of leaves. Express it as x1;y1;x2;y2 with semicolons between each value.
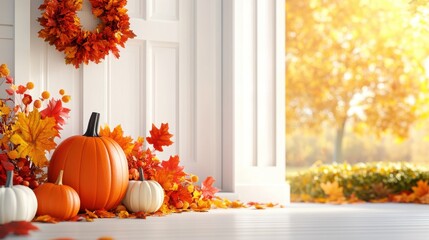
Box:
38;0;136;68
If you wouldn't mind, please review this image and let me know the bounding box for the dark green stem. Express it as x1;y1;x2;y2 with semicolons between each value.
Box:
83;112;100;137
5;170;13;188
138;167;145;181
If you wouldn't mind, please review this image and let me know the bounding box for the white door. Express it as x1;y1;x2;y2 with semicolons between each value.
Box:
29;0;223;188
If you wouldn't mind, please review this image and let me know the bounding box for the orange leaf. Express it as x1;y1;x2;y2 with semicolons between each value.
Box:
419;193;429;204
118;211;130;219
94;210;116;218
146;123;173;152
412;180;429;198
254;204;266;210
114;204;127;213
33;215;59;223
99;125;134;155
85;209;98;219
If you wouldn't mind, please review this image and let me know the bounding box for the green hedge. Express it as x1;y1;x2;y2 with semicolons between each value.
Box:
288;162;429;201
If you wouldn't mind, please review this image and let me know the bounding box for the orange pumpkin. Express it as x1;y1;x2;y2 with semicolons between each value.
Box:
48;112;129;211
34;170;80;220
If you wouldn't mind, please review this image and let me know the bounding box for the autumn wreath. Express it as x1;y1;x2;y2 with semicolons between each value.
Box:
38;0;136;68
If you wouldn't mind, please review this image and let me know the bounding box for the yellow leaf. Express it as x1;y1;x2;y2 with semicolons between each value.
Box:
11;109;58;167
99;124;134;155
320;181;346;202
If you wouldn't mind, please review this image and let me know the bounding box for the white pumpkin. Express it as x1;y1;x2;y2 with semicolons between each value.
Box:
0;170;38;224
122;167;164;213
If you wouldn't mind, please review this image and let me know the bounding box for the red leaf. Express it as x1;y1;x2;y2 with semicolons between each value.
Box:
0;221;39;238
5;76;13;84
146;123;173;152
16;85;27;94
0;160;14;171
40;99;70;131
5;89;14;96
0;153;8;162
201;176;219;200
161;155;184;173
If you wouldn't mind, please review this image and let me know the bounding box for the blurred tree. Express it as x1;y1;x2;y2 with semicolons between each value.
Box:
286;0;429;162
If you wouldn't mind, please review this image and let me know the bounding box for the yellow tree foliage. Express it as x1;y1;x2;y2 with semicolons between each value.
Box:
286;0;429;162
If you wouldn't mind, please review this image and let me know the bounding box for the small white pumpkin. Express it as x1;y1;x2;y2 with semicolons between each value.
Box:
122;167;164;213
0;170;38;224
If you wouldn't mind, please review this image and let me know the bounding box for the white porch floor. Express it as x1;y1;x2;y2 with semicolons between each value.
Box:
8;203;429;240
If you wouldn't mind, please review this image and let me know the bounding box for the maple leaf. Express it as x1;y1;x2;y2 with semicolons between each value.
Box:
161;155;184;174
320;181;346;202
11;110;58;167
0;221;39;238
146;123;173;152
201;176;219;200
412;180;429;198
155;155;186;190
99;125;134;155
168;185;193;208
418;193;429;204
40;98;71;132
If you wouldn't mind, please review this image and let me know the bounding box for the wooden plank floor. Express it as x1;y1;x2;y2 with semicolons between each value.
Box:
8;203;429;239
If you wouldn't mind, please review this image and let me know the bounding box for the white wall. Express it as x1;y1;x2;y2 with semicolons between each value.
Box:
0;0;14;74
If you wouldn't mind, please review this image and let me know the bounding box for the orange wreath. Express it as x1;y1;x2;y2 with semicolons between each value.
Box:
38;0;136;68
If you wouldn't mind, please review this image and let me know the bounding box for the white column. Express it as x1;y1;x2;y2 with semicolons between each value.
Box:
222;0;289;204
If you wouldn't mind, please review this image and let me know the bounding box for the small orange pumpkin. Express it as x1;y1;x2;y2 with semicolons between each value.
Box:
34;170;80;220
48;112;129;211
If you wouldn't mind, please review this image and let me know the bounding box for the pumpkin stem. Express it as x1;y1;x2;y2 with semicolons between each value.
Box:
55;170;64;185
83;112;100;137
5;170;13;188
138;167;145;181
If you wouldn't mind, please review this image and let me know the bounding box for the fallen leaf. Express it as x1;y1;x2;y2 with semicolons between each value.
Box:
97;236;114;240
94;210;116;218
118;211;130;219
97;237;114;240
114;205;127;213
85;209;98;219
254;204;266;210
33;215;59;223
133;212;147;219
0;221;39;238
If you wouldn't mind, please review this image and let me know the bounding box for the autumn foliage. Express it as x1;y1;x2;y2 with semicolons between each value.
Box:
289;162;429;204
0;64;71;188
38;0;136;68
286;0;429;162
100;123;219;213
